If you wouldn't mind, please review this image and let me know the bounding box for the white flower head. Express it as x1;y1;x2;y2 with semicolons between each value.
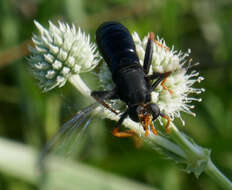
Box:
28;20;99;92
98;32;204;125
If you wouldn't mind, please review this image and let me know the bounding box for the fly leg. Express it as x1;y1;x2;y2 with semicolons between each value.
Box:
143;32;169;75
160;113;171;133
143;33;173;94
161;75;173;94
148;71;173;94
143;32;154;75
91;89;119;114
154;38;170;51
139;114;158;136
149;119;158;136
112;110;135;138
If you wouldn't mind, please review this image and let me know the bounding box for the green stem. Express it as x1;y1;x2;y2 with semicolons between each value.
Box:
205;159;232;190
169;123;206;158
169;123;232;189
69;74;92;98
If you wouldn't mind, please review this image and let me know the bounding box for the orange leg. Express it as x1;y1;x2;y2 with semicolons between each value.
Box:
139;114;147;136
161;77;173;94
149;32;155;41
112;127;143;148
112;127;135;138
144;125;149;137
154;39;170;51
161;114;170;134
149;32;169;51
144;115;151;136
149;119;158;135
139;114;159;136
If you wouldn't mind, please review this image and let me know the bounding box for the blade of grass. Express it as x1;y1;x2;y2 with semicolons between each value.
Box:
0;137;157;190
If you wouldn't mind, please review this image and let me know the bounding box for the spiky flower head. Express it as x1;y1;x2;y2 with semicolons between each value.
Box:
99;32;204;125
28;20;99;92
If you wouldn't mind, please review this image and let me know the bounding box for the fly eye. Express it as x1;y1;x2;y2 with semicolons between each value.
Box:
149;103;160;119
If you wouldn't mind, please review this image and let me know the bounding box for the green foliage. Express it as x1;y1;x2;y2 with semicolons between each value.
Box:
0;0;232;189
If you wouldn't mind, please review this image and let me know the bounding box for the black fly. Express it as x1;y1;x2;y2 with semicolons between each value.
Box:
40;21;173;164
92;21;171;137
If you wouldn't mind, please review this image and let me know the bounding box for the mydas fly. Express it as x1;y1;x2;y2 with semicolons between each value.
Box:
40;21;172;163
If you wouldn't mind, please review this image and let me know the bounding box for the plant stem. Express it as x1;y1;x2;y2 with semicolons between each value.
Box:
69;74;92;98
205;159;232;190
169;122;232;189
169;123;204;157
68;74;232;190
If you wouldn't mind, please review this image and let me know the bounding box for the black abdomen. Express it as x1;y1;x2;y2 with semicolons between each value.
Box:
96;22;140;77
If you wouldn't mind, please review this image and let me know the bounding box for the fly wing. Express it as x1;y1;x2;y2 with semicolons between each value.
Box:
39;103;99;169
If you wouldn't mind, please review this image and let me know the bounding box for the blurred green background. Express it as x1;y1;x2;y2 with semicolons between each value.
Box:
0;0;232;189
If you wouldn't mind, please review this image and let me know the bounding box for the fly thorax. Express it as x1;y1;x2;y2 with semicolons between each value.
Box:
115;67;149;105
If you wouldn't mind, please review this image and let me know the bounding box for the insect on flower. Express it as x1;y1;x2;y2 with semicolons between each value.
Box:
47;21;173;147
92;21;172;137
